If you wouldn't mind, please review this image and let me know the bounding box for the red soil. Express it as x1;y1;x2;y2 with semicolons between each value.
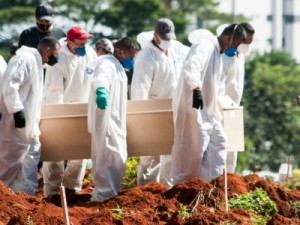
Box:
0;173;300;224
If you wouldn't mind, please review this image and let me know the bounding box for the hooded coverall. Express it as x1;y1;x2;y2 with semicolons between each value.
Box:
0;46;43;195
171;34;228;184
42;42;96;196
88;55;128;201
131;40;189;187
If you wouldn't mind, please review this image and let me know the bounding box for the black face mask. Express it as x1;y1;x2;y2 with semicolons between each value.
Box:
48;54;58;66
37;23;51;32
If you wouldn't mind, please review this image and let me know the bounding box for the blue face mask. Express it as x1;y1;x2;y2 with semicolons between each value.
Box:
75;46;86;57
224;46;238;57
122;57;134;70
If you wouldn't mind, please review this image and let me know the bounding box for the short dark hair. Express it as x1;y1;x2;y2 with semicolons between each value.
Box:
222;22;255;42
114;37;139;52
239;22;255;35
38;36;60;52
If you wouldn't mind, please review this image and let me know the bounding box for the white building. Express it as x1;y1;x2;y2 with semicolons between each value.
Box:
216;0;300;62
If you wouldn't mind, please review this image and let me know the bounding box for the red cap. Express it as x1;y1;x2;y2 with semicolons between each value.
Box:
66;26;93;41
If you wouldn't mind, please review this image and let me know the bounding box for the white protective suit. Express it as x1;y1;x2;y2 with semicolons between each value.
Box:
221;49;247;172
0;46;43;195
88;54;128;201
131;40;189;187
42;42;96;196
0;56;7;80
171;32;228;185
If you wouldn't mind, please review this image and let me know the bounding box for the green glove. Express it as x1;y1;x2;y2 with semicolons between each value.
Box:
96;87;109;110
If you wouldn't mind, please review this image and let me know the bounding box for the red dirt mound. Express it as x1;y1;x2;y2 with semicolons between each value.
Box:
0;173;300;224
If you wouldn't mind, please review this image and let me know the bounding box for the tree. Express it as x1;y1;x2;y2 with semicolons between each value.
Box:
239;50;300;172
0;0;39;25
0;0;242;52
96;0;244;42
97;0;188;39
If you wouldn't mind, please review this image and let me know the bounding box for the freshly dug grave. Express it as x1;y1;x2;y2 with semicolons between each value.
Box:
0;173;300;224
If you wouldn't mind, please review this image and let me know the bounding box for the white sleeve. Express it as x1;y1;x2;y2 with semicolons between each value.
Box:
43;61;65;104
183;42;212;91
0;56;7;80
225;55;245;105
131;50;155;100
3;57;30;113
92;59;113;93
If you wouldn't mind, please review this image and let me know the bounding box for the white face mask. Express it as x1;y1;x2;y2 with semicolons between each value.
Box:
159;39;172;50
238;44;250;55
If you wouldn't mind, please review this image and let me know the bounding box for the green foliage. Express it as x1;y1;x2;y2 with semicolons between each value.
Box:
83;172;92;186
250;214;269;225
290;201;300;218
0;39;13;61
288;169;300;190
0;0;241;57
241;50;300;172
121;157;139;189
110;204;125;220
99;0;188;38
220;221;236;225
51;0;104;24
0;6;34;24
228;188;277;217
178;204;191;219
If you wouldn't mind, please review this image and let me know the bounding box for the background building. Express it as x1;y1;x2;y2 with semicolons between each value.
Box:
217;0;300;62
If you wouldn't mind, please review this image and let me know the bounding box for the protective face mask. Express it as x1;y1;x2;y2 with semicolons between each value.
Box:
238;44;250;55
47;54;58;66
122;57;134;70
37;23;51;32
224;46;238;57
224;34;237;57
158;40;172;50
75;46;86;56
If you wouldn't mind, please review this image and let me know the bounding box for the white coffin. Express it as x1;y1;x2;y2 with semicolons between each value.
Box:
218;96;245;152
40;98;244;161
40;99;174;161
222;107;245;152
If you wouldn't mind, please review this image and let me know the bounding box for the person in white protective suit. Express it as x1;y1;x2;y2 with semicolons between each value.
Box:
189;24;255;174
171;23;253;185
42;26;97;198
0;37;60;195
89;37;139;201
218;23;255;172
95;38;114;56
131;18;190;187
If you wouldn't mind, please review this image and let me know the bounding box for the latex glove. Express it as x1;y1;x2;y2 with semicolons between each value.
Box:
14;110;26;128
96;87;109;110
192;90;203;110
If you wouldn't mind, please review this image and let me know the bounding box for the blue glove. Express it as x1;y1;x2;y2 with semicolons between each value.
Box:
96;87;109;110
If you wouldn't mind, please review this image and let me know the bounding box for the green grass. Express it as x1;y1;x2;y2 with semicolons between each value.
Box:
178;204;191;219
229;187;277;217
121;157;139;189
110;204;125;220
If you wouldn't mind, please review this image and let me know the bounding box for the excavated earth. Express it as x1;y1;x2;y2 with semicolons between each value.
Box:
0;173;300;224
